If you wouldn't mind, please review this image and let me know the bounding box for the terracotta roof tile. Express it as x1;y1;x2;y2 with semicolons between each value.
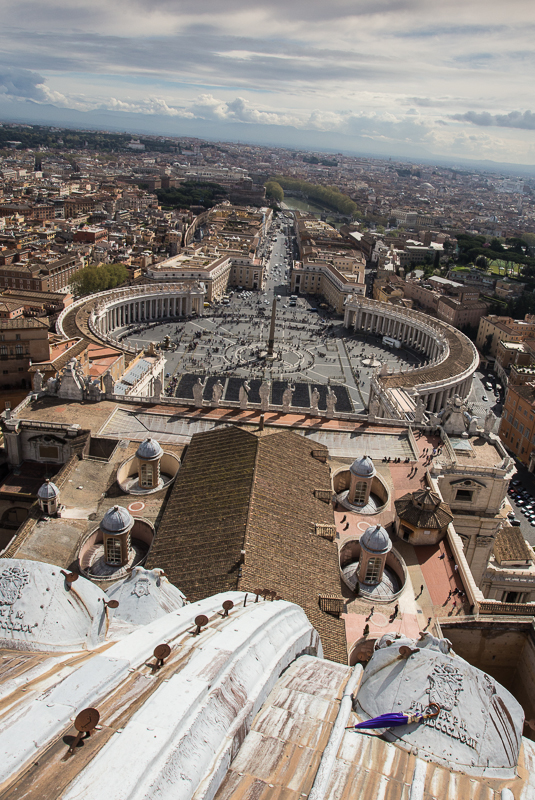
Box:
494;526;532;564
147;426;347;663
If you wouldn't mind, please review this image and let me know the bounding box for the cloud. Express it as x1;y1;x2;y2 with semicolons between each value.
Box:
0;66;49;101
182;94;300;126
453;110;535;130
100;96;186;116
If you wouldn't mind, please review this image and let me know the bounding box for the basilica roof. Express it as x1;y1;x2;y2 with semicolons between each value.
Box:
107;566;186;626
146;426;347;662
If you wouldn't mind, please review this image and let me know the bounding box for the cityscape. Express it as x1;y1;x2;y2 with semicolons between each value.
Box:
0;61;534;800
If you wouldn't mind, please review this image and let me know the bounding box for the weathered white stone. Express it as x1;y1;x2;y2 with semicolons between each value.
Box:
355;635;524;778
62;600;320;800
107;566;186;626
0;559;107;652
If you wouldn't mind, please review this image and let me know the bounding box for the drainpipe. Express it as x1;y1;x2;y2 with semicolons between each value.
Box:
308;664;363;800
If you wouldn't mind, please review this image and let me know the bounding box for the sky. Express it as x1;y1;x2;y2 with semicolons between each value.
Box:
0;0;535;166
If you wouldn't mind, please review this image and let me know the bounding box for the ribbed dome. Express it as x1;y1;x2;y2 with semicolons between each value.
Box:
350;455;375;478
361;524;391;554
37;479;60;500
136;438;163;461
414;487;441;509
100;505;134;534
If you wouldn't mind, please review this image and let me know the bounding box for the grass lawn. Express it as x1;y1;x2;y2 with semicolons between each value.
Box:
488;259;521;276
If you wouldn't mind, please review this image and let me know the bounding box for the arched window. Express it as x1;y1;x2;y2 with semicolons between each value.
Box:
353;481;368;504
364;557;382;584
140;462;153;488
106;537;122;565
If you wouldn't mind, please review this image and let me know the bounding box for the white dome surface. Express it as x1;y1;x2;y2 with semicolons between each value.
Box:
350;455;375;478
356;637;524;777
136;437;163;461
107;566;186;626
361;524;391;553
0;559;107;651
37;479;60;500
101;505;134;534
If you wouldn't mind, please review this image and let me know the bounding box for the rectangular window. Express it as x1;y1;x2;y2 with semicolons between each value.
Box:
364;557;382;583
39;445;59;460
455;489;473;502
106;538;122;565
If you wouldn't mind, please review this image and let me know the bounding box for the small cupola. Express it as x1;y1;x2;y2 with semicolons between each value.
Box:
135;438;163;489
100;505;134;567
394;487;453;546
358;524;392;585
37;479;60;516
348;455;376;506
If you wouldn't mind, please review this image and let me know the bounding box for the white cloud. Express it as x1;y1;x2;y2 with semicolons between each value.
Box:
100;96;185;116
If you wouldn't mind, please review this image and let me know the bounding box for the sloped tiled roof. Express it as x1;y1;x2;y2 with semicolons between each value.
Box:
147;426;347;663
241;429;347;663
146;425;257;598
494;526;533;564
394;487;453;530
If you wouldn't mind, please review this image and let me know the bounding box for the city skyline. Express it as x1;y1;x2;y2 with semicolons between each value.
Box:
0;0;535;165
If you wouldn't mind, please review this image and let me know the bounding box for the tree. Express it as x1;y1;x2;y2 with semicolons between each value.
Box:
482;333;493;355
264;180;284;203
475;255;488;270
269;175;360;217
155;182;227;210
70;263;128;297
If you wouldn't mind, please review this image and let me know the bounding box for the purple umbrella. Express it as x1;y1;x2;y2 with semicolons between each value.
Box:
348;703;440;730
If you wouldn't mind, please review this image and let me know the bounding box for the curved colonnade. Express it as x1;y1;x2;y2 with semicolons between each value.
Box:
57;283;205;351
344;296;479;418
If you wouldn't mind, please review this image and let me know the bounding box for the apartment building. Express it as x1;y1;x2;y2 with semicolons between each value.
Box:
0;254;83;293
290;259;365;312
147;250;232;302
499;382;535;466
476;314;535;357
0;317;50;388
436;295;488;329
64;196;96;218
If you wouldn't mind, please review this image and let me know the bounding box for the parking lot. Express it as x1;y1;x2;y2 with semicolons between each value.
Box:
506;480;535;547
